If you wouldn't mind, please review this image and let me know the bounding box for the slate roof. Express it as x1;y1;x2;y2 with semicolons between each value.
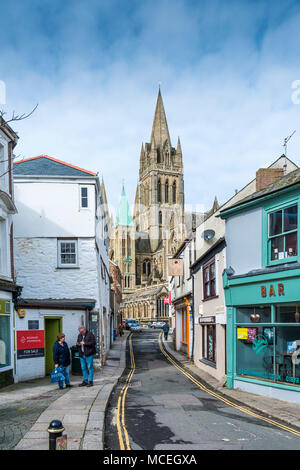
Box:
220;167;300;215
135;233;152;253
13;155;97;177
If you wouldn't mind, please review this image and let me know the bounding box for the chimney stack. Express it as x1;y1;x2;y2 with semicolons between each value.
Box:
256;168;284;192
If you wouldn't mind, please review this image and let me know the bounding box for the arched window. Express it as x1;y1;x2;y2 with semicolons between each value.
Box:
127;233;131;257
165;180;169;203
159;211;162;225
172;181;176;204
143;261;147;274
122;231;125;256
147;261;151;276
157;148;161;163
157;179;161;203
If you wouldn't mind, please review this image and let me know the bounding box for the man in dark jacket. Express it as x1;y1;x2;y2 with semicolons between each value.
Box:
53;333;72;389
162;322;170;340
76;326;96;387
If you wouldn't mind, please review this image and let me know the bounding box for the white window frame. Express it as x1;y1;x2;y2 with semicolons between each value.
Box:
58;239;78;268
79;185;89;210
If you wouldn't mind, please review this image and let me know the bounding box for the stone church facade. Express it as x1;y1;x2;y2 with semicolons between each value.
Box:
109;90;186;324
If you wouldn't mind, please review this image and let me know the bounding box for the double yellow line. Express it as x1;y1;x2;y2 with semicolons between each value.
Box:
116;333;135;450
158;332;300;439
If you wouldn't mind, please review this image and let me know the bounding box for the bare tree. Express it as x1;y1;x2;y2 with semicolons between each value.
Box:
0;103;38;123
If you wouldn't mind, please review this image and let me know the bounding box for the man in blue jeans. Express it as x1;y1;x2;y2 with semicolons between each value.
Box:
76;326;97;387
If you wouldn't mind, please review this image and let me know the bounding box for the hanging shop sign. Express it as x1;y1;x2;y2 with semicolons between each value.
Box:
168;259;183;276
16;330;44;359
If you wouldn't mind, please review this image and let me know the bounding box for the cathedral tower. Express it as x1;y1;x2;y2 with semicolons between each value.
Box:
134;89;185;255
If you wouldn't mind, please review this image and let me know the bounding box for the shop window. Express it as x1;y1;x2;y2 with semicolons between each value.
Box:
0;316;11;369
236;303;300;388
236;306;271;324
275;305;300;323
58;240;78;267
203;259;216;300
202;325;216;363
268;204;298;263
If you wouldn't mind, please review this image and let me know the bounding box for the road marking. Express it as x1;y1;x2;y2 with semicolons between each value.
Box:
158;333;300;439
116;332;135;450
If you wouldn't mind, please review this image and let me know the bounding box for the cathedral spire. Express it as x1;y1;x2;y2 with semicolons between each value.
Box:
150;88;171;148
116;183;133;227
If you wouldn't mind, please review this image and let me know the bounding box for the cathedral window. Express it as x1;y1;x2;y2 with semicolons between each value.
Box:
165;180;169;203
143;261;146;275
157;179;161;203
122;232;126;257
147;261;151;276
159;211;162;225
172;181;176;204
157;148;161;163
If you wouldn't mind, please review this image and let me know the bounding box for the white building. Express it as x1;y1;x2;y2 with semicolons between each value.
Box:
13;155;110;382
0;117;21;388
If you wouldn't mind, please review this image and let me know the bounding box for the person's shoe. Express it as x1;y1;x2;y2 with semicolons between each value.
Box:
78;381;88;387
87;381;93;387
59;386;64;390
65;384;73;388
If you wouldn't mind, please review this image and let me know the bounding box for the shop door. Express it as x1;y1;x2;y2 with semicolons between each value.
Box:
45;318;62;375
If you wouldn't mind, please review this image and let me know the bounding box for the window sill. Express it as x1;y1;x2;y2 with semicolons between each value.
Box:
200;358;216;368
266;257;298;268
203;295;219;302
56;266;80;270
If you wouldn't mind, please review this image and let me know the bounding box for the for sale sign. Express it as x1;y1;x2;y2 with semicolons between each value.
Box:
17;330;45;359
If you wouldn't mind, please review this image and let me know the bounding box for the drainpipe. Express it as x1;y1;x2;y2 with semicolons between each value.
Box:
191;274;195;362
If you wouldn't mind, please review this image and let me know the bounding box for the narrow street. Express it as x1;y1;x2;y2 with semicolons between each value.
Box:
104;329;300;451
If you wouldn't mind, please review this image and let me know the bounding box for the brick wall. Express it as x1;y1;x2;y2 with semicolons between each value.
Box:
256;168;284;192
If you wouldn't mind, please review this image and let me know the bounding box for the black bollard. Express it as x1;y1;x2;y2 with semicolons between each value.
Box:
47;419;65;450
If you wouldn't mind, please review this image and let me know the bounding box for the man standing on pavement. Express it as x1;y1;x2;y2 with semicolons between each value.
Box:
162;322;170;340
76;326;96;387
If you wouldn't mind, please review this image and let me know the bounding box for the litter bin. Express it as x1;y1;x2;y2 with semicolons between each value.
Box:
70;346;82;375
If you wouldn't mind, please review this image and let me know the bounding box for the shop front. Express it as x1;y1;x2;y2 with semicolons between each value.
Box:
224;266;300;404
0;296;14;388
174;294;193;358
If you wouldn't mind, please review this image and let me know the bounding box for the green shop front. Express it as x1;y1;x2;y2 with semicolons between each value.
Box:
223;267;300;403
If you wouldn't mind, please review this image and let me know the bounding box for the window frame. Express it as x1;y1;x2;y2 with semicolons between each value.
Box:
79;185;89;210
264;199;299;267
57;239;78;268
202;324;216;364
202;258;217;301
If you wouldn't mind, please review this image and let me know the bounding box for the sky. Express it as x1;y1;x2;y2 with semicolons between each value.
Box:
1;0;300;218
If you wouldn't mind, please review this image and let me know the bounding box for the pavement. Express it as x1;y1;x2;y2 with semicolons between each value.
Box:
0;331;129;451
162;334;300;431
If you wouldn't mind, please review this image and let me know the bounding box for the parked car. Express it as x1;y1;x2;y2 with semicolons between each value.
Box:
151;321;166;329
125;319;138;330
129;322;142;332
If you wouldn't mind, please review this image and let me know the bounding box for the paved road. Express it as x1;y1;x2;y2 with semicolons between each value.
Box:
104;329;300;450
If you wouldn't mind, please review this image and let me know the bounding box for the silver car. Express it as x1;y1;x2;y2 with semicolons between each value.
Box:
151;321;166;329
129;322;142;332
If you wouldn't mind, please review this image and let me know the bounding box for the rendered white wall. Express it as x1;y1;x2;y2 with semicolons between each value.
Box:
13;180;96;238
225;207;262;275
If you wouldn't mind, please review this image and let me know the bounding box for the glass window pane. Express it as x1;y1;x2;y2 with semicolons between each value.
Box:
276;305;300;323
236;326;275;381
285;232;297;257
81;187;88;197
236;306;271;323
274;326;300;386
0;317;11;368
207;325;215;361
270;236;284;260
284;205;297;232
269;210;282;236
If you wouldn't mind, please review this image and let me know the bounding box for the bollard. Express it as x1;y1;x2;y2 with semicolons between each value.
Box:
47;419;65;450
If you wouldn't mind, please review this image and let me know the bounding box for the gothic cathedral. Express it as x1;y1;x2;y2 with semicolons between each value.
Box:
109;89;186;323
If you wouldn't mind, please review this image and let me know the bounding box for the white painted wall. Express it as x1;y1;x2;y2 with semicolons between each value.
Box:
225;207;262;275
13;179;96;238
15;307;84;382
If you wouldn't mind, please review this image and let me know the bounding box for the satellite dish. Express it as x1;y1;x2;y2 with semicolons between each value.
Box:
202;229;215;241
